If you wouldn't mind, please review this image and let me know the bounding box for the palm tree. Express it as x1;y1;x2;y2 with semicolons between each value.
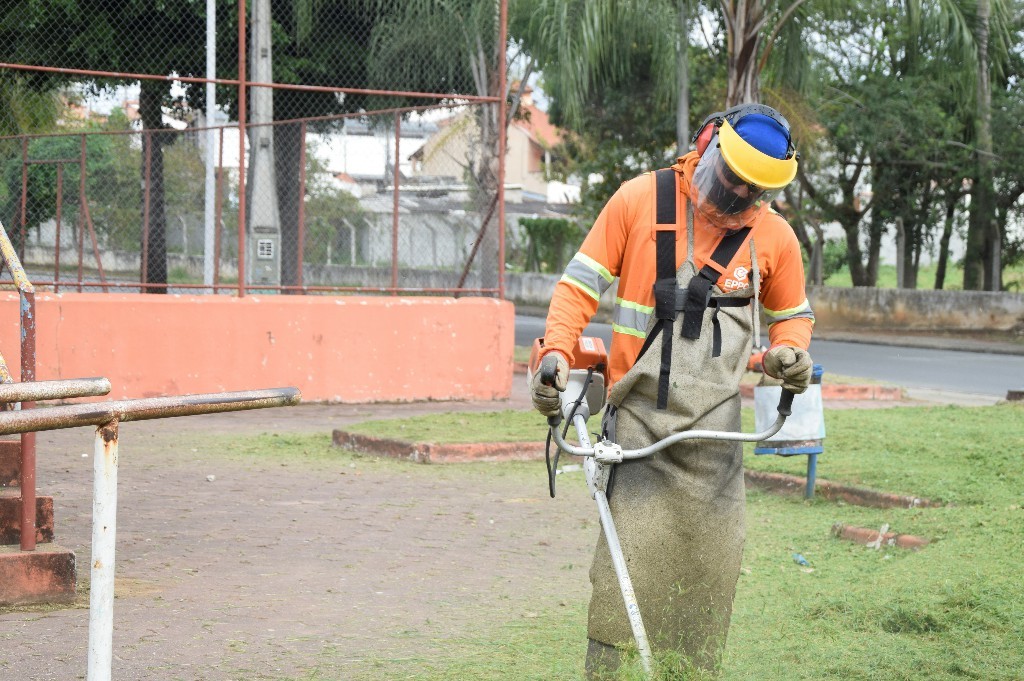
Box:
365;0;517;291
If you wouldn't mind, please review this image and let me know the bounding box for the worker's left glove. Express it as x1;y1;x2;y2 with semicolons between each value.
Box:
762;345;813;394
530;351;568;417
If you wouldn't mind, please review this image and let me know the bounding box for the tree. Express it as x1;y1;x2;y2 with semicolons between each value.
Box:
365;0;514;290
544;44;725;224
1;0;219;292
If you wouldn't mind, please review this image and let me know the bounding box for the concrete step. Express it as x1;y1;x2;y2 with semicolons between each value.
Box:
0;492;54;545
0;543;77;606
0;438;21;488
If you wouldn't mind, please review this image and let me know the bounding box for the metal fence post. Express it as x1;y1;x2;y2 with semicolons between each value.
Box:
86;421;119;681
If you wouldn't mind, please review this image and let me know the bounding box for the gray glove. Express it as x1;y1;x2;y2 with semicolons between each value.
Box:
762;345;813;394
530;352;568;417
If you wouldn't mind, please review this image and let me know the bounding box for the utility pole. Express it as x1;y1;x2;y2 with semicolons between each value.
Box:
247;0;282;288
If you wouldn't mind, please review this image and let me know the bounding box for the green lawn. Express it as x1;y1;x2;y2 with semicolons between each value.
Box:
327;402;1024;680
824;261;1024;291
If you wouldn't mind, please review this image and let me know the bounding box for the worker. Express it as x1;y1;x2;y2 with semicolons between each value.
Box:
531;103;814;677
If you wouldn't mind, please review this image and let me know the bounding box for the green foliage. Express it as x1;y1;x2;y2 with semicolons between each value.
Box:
821;238;848;281
544;46;725;225
514;217;583;273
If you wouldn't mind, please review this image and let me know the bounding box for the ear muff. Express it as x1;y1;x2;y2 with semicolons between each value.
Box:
691;111;724;156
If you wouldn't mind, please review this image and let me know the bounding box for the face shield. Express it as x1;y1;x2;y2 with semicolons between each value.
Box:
689;143;778;231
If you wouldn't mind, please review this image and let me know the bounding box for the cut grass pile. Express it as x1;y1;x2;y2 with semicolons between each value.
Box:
280;402;1024;679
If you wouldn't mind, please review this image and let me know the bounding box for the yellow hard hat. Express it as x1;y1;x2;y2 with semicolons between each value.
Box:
718;118;798;190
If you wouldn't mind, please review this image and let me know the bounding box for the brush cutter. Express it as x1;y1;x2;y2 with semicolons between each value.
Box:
529;337;795;677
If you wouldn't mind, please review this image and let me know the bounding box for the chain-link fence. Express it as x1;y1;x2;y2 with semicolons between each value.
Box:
0;0;509;296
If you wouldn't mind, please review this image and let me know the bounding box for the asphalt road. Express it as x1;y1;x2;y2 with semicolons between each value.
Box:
516;315;1023;399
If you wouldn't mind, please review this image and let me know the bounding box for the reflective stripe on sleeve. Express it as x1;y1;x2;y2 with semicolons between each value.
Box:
560;252;615;301
763;299;816;325
612;297;653;339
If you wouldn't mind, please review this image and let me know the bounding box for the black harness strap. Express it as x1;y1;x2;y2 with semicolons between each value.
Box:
680;227;751;340
643;168;754;409
652;169;679;409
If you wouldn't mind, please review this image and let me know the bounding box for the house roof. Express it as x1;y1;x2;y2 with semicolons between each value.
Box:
514;102;561;149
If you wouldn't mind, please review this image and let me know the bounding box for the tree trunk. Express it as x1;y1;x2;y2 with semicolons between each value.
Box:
675;0;690;156
965;0;994;290
866;213;884;286
842;223;868;286
275;120;303;292
934;191;958;290
139;80;169;293
723;0;765;106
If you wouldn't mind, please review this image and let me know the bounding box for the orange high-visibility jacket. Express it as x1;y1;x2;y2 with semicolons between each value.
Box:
543;152;814;389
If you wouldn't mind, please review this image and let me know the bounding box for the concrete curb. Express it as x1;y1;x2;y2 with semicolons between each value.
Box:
744;469;944;509
831;522;929;550
332;430;546;464
737;383;904;400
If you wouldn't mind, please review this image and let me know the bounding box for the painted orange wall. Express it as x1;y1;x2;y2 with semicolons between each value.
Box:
0;293;515;403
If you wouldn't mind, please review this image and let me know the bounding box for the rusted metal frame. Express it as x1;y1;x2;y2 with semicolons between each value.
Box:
214;127;225;289
0;387;301;436
54;164;64;293
28;281;499;295
0;351;13;385
297;121;307;293
141;132;152;288
391;112;401;291
19;138;28;261
88;420;118;681
81;200;108;292
0;102;469;145
77;141;85;292
0;383;301;681
79;135;108;292
19;288;36;551
237;0;247;298
276;285;500;294
497;0;509;299
23;280;242;292
0;62;501;104
0;378;110;404
0;220;41;546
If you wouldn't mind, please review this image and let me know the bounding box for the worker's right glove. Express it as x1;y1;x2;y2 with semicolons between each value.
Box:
530;351;569;417
762;345;813;394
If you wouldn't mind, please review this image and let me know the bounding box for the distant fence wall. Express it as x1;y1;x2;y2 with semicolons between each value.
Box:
0;293;514;402
508;272;1024;333
806;286;1024;332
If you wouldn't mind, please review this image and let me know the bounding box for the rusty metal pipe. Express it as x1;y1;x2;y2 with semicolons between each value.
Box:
0;62;499;104
19;138;27;260
54;164;63;293
0;387;301;436
497;0;509;299
0;378;111;404
392;112;401;291
297;121;307;292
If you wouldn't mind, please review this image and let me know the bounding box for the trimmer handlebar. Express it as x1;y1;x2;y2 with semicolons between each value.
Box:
549;388;797;461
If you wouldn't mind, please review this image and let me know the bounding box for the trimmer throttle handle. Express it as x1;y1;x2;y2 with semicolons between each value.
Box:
539;353;560;387
777;389;796;417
